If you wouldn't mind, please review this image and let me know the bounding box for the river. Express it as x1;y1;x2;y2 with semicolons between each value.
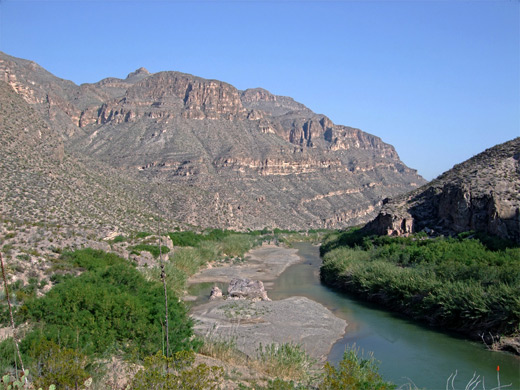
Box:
189;242;519;389
269;242;519;389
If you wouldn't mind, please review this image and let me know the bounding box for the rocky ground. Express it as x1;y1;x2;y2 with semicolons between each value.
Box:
191;296;346;362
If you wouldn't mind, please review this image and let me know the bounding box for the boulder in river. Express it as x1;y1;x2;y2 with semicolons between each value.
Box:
228;278;270;301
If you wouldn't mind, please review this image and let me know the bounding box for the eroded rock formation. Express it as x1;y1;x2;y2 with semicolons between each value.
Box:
366;138;520;242
0;50;426;230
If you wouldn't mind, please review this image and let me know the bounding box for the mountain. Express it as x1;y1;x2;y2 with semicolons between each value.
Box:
0;51;425;230
0;79;171;234
365;138;520;242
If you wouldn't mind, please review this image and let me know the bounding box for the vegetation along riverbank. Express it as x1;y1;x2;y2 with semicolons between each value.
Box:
320;228;520;354
0;228;396;389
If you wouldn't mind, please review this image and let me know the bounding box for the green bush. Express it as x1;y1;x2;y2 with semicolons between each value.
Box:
12;250;197;364
168;231;204;247
61;248;125;271
0;338;16;374
130;244;170;259
30;340;89;390
256;343;316;383
112;235;125;243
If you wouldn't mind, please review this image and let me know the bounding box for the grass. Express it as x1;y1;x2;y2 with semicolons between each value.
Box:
320;346;395;390
198;334;243;364
255;343;317;383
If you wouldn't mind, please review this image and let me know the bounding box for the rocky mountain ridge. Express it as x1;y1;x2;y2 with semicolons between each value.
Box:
1;51;425;230
366;138;520;242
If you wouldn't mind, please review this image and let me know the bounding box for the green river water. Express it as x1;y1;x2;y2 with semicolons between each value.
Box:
190;242;520;389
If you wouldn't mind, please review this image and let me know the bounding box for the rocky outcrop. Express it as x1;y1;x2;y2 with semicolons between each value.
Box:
227;278;270;301
366;138;520;242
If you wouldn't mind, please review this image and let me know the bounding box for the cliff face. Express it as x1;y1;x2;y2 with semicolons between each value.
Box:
366;138;520;242
0;51;426;230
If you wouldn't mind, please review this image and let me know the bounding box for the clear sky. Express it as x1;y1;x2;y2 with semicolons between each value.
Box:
1;0;518;180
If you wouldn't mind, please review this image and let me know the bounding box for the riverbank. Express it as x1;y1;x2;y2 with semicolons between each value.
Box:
191;296;346;361
320;230;520;356
188;244;347;362
271;242;520;389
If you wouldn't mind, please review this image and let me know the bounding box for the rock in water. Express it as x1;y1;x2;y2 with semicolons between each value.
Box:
209;286;223;300
227;278;270;301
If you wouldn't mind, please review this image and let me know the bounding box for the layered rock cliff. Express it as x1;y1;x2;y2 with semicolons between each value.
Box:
0;51;426;230
366;138;520;242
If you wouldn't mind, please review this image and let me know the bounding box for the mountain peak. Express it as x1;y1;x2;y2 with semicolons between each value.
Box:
126;67;150;80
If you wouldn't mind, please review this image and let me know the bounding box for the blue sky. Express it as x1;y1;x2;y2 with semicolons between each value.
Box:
1;0;518;180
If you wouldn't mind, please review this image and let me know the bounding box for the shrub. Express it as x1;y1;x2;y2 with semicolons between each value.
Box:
320;233;520;337
129;351;223;390
172;247;207;276
320;347;395;390
144;260;188;297
220;235;254;258
30;340;89;390
130;244;170;259
168;231;204;247
112;235;125;243
61;248;124;271
255;343;316;383
16;250;198;362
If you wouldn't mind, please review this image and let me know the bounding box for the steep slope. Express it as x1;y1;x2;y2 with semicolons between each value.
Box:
1;51;426;230
0;80;155;232
366;138;520;242
0;80;222;234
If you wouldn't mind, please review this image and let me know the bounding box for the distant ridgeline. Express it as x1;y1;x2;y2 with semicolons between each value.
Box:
0;50;425;231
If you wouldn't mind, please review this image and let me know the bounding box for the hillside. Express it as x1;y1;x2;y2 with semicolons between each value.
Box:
1;51;425;231
365;138;520;242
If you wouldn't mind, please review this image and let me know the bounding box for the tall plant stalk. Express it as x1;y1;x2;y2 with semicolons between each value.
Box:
0;252;25;376
157;214;170;362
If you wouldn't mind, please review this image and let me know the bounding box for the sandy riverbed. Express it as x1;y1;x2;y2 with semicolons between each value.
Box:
187;244;303;288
